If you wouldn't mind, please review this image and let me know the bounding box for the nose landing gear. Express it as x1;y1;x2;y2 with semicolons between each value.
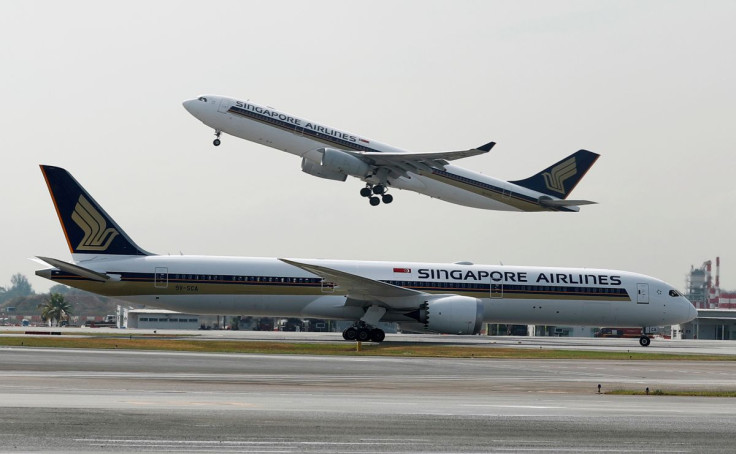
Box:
213;130;221;146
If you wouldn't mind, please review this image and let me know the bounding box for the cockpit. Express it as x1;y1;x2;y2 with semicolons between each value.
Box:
198;96;208;102
669;289;683;297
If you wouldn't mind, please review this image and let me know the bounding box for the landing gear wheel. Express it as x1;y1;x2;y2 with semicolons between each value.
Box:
343;327;358;341
372;184;386;195
360;187;372;198
370;329;385;343
356;327;371;342
213;138;221;146
639;335;651;347
381;194;393;204
369;196;380;206
213;130;222;147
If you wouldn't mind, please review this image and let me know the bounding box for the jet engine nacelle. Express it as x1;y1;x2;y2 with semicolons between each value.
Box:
301;157;348;182
422;296;483;335
319;148;371;178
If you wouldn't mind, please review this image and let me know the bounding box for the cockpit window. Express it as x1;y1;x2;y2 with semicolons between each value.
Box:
198;97;207;102
669;289;682;297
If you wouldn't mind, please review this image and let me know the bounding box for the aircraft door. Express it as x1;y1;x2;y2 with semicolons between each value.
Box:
637;283;649;304
217;98;231;113
154;267;168;289
490;282;503;299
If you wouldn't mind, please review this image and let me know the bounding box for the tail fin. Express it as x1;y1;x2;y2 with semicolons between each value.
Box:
510;150;599;198
40;165;151;256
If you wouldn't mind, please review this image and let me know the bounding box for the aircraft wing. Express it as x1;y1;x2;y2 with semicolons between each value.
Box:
344;141;495;177
279;258;425;299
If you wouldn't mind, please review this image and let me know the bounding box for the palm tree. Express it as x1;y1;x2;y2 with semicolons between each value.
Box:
39;293;73;326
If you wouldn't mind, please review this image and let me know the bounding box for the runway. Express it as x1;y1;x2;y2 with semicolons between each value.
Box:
6;326;736;356
1;345;735;453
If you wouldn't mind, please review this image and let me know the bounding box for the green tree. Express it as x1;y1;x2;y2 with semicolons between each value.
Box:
11;274;33;296
39;293;73;326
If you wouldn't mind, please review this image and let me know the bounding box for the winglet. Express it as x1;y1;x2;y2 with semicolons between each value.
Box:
476;141;496;152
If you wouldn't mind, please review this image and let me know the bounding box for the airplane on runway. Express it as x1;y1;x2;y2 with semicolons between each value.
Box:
35;165;696;346
183;95;600;212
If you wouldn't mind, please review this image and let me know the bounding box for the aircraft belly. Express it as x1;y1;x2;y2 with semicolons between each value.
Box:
121;294;321;317
407;175;521;211
483;299;621;326
301;296;365;320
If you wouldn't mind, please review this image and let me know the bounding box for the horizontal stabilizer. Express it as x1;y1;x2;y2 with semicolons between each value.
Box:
36;256;110;282
538;197;597;208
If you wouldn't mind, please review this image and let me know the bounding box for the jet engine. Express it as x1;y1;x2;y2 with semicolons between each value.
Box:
320;148;371;177
411;296;483;335
302;147;371;180
301;158;348;181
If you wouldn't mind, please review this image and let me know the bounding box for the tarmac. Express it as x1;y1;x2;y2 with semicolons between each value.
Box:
0;331;735;452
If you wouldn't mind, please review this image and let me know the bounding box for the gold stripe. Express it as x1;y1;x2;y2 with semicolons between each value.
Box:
421;172;546;211
51;278;629;302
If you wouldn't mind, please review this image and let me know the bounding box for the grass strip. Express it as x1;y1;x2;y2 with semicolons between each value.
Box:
0;336;733;360
608;389;736;397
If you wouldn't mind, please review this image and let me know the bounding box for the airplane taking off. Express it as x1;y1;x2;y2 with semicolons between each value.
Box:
35;165;696;346
183;96;600;212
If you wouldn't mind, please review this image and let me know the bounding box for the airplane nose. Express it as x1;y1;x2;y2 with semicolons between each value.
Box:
687;301;698;322
182;99;197;115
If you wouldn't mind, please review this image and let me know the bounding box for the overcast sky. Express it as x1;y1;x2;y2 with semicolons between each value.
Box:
1;0;735;294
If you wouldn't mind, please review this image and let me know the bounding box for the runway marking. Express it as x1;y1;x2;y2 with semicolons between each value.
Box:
465;404;564;409
123;400;258;407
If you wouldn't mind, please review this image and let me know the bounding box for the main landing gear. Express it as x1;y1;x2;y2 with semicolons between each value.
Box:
639;335;651;347
342;322;386;343
360;184;393;207
213;130;221;146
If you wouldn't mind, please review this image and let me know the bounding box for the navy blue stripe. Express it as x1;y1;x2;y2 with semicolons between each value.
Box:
228;106;377;153
50;270;628;299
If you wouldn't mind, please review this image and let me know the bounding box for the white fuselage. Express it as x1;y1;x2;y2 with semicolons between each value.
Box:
183;96;563;212
41;254;697;329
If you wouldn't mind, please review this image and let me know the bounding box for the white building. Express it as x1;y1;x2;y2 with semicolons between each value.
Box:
122;308;200;330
